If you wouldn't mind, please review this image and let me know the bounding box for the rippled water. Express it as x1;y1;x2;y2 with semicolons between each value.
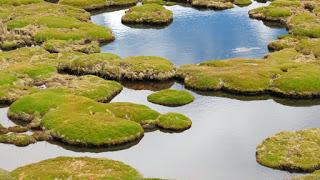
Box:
92;2;287;65
0;3;318;180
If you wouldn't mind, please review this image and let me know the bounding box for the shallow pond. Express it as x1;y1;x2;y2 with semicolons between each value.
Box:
92;2;287;65
0;2;318;180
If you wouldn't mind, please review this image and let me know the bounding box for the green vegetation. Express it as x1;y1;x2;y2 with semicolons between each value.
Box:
0;0;42;6
157;112;192;131
59;54;176;81
106;102;161;125
122;4;173;25
147;89;194;106
11;157;144;179
0;133;36;146
142;0;176;6
177;48;320;98
42;96;144;146
43;40;100;54
0;2;114;50
0;168;12;180
256;128;320;172
233;0;252;7
291;170;320;180
191;0;234;10
59;0;138;10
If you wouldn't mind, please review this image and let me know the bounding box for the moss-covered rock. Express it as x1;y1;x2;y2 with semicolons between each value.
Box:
59;0;138;11
0;133;36;146
42;40;100;54
0;168;12;180
122;4;173;25
42;96;144;147
233;0;251;7
38;74;123;102
177;48;320;98
157;112;192;131
11;156;144;179
105;102;161;126
291;170;320;180
0;2;114;49
147;89;194;106
59;54;176;81
256;128;320;172
191;0;233;10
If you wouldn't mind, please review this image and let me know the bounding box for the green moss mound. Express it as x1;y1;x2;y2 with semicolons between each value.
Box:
148;89;194;107
106;102;161;125
121;4;173;25
0;0;42;6
191;0;234;10
256;128;320;172
157;112;192;131
177;48;320;98
0;168;12;180
42;96;144;147
59;0;138;10
233;0;251;7
291;170;320;180
0;133;36;146
43;40;100;54
11;157;144;179
59;54;176;81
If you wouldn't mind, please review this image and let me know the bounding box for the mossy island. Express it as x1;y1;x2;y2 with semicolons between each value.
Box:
147;89;195;107
121;4;173;26
9;156;155;179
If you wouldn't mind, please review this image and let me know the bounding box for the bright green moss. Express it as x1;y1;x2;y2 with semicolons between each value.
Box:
295;39;320;58
122;4;173;25
157;112;192;131
59;55;176;80
59;0;137;10
233;0;252;6
42;96;144;146
0;0;42;6
106;102;161;125
256;128;320;172
0;168;12;180
11;157;144;179
270;0;301;7
252;6;292;17
148;89;194;107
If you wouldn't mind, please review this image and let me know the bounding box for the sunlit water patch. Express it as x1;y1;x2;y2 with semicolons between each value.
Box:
92;2;287;65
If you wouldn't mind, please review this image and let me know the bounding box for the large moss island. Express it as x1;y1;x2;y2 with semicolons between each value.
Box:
1;156;158;179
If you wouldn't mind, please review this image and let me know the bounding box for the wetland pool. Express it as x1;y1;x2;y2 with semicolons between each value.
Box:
0;2;318;180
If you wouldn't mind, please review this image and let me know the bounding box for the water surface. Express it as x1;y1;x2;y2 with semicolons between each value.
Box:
92;3;287;65
0;3;317;180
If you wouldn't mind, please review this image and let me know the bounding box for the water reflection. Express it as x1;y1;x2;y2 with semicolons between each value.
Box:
1;84;320;179
91;2;287;65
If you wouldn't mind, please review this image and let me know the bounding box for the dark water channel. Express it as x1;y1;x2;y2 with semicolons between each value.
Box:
1;2;319;180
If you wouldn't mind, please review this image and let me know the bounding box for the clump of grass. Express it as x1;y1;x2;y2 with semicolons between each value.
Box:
0;133;36;146
147;89;194;107
105;102;161;125
256;128;320;172
191;0;234;10
42;96;144;147
121;4;173;25
59;0;138;10
233;0;252;7
59;54;176;81
43;39;100;54
157;112;192;131
11;157;144;179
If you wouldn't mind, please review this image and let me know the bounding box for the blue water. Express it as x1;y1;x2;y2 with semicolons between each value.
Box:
92;2;287;65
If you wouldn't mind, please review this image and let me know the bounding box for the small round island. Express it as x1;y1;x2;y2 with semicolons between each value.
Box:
147;89;195;107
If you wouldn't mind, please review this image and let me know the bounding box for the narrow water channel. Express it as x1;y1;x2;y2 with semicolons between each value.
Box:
0;2;318;180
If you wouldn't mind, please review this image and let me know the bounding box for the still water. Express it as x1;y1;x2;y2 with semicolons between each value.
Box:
0;2;318;180
91;2;287;65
